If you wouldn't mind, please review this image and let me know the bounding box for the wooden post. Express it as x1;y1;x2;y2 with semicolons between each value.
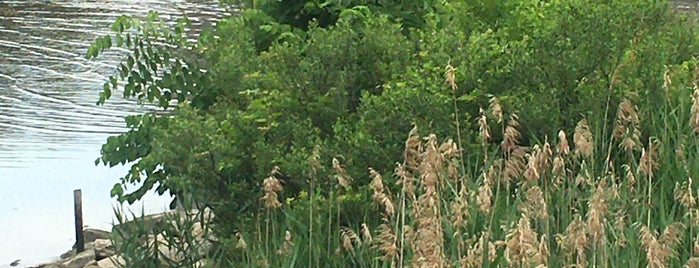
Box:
73;189;84;253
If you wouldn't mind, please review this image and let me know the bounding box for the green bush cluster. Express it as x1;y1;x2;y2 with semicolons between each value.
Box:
87;0;699;265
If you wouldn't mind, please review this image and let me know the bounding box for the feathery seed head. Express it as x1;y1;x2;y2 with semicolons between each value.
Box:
361;223;373;244
622;164;636;188
445;63;457;91
639;222;684;268
450;185;470;229
691;86;699;133
478;107;491;144
340;227;359;253
518;186;548;220
405;124;421;171
574;118;593;157
552;155;565;177
261;167;283;208
556;214;588;266
557;130;570;155
587;183;608;246
613;98;642;152
504;147;527;182
370;168;395;217
674;180;697;210
375;223;398;262
504;215;546;267
502;114;521;154
524;149;541;182
333;157;351;188
477;171;493;213
276;230;294;255
685;257;699;268
489;95;503;123
463;232;496;267
638;140;660;178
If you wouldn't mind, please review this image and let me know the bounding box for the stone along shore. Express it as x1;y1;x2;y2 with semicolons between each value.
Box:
27;208;215;268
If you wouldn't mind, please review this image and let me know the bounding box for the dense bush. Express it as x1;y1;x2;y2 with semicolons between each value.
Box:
87;0;699;266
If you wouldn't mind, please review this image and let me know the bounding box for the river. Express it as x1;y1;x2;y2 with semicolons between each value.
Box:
0;0;229;266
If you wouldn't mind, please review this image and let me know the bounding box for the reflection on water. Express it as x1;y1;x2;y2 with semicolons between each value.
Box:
0;0;228;265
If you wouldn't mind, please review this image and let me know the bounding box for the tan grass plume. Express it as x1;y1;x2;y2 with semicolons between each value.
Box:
574;118;593;158
261;166;283;209
639;222;685;268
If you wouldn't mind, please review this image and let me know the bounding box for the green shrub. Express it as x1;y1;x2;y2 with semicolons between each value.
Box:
88;2;699;265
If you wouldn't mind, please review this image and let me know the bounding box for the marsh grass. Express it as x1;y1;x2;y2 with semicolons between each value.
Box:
203;61;699;267
114;60;699;267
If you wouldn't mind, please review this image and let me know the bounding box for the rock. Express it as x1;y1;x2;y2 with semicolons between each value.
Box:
31;263;67;268
93;239;115;260
59;249;74;260
153;233;182;262
60;229;113;260
82;259;97;267
62;249;94;268
96;255;123;268
84;229;111;243
112;211;174;237
36;209;217;268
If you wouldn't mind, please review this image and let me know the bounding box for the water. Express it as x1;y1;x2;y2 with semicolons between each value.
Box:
0;1;229;266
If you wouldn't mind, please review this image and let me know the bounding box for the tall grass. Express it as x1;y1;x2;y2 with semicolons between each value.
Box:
210;62;699;267
115;60;699;267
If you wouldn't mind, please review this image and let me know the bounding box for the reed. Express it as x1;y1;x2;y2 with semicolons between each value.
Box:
116;62;699;267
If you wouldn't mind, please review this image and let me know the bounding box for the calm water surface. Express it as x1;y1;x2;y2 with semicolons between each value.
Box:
0;1;228;266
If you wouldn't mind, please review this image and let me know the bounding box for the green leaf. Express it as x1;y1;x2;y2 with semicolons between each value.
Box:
103;82;112;99
110;184;124;198
259;25;273;33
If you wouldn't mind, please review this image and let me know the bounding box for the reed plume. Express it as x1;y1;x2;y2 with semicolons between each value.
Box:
332;157;351;188
639;222;685;268
489;95;503;124
504;147;527;183
675;179;697;211
477;170;494;214
462;232;496;267
518;186;548;220
450;184;470;230
690;83;699;134
277;230;294;255
574;118;593;158
502;114;521;154
557;130;570;156
375;222;398;263
339;227;360;254
613;96;641;152
587;183;608;247
478;107;491;145
361;223;372;244
261;166;283;209
556;214;588;267
411;133;446;267
370;168;395;217
502;215;547;267
638;140;659;178
685;257;699;268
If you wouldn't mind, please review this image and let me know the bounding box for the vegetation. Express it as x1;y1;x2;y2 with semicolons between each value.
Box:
88;0;699;266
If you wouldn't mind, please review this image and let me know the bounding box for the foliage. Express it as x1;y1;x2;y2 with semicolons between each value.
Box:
249;0;441;31
214;80;699;266
110;205;218;267
86;0;699;266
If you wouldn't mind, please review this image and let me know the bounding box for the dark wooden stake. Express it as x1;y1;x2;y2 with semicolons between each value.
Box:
74;189;85;253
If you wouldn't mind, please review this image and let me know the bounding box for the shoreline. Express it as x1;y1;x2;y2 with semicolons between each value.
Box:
20;208;215;268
